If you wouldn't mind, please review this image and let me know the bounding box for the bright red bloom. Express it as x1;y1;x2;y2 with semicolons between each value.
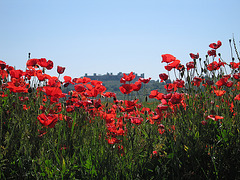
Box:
173;79;185;88
207;49;216;57
26;58;38;69
158;124;165;134
119;84;133;94
226;81;233;87
0;70;8;79
10;69;23;79
205;115;224;121
0;60;7;70
46;60;53;70
91;80;103;86
106;137;121;144
230;62;240;69
120;72;136;83
209;40;222;49
176;64;185;71
159;73;168;82
132;80;142;91
192;77;202;87
207;61;220;71
149;90;159;99
37;113;58;128
234;94;240;100
233;73;240;80
57;66;65;74
215;76;229;87
139;77;151;84
214;90;226;96
74;84;86;92
165;60;180;71
130;117;143;125
161;54;176;63
164;83;177;92
63;76;74;84
169;92;183;104
190;53;199;59
186;61;195;71
43;86;64;98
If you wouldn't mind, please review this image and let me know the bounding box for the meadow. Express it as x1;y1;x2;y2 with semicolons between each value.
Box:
0;39;240;179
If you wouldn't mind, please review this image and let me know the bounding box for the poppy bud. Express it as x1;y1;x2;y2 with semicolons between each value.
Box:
28;87;33;93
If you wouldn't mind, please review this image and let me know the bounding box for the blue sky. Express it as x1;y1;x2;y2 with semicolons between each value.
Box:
0;0;240;80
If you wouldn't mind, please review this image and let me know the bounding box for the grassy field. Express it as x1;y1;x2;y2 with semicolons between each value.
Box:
1;40;240;179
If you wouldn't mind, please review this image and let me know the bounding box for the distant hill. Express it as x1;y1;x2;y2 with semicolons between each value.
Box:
61;72;170;100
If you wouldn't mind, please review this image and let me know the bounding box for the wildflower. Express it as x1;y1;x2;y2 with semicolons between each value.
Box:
139;77;151;84
161;54;176;63
159;73;168;82
119;84;133;94
209;40;222;49
190;53;199;59
207;49;216;57
186;61;195;70
57;66;65;74
165;60;180;71
37;113;58;128
130;117;143;125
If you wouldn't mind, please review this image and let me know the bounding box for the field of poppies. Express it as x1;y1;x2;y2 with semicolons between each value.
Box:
1;39;240;179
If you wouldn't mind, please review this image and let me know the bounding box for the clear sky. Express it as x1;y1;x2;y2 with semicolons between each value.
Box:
1;0;240;80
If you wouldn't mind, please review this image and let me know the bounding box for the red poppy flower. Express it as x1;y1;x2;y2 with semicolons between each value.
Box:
119;84;133;94
209;40;222;49
186;61;195;71
46;60;53;70
173;79;185;88
207;49;216;57
226;81;233;87
207;61;220;71
165;60;180;71
192;77;202;87
234;94;240;100
63;76;74;84
37;113;58;128
233;73;240;80
130;117;143;125
57;66;65;74
230;62;240;69
106;137;121;144
176;64;185;71
120;72;136;82
139;77;151;84
190;53;199;59
10;69;23;79
132;80;142;91
0;60;7;70
215;76;229;87
169;92;183;104
205;115;224;121
149;90;159;98
74;84;86;92
164;83;177;92
158;124;165;134
214;90;226;96
161;54;176;63
91;80;103;86
26;58;38;69
43;86;64;98
159;73;168;82
0;70;8;79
